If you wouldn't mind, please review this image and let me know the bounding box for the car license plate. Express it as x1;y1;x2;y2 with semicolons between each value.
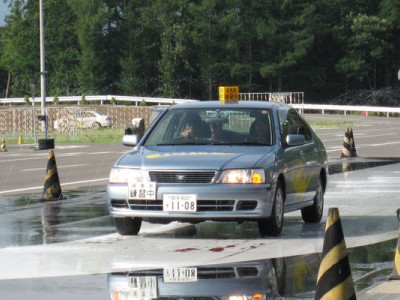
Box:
128;182;156;200
128;276;157;298
163;267;197;282
163;194;197;212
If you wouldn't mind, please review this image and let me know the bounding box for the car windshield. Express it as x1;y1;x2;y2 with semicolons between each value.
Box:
144;107;273;146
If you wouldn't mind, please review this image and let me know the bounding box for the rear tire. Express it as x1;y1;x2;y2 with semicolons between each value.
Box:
258;181;284;237
114;217;142;235
301;177;324;223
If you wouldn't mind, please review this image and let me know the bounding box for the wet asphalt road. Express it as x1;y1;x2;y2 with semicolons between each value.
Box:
0;114;400;299
1;114;400;197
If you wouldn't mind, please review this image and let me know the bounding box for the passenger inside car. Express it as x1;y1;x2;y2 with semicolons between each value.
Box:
180;112;210;139
209;122;223;140
250;114;272;144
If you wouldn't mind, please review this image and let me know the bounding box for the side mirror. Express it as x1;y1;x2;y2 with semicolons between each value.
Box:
286;134;305;147
122;134;139;147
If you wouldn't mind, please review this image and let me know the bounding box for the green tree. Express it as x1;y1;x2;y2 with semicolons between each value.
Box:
379;0;400;86
45;0;79;96
223;0;271;92
149;0;195;98
69;0;123;94
0;0;39;96
257;0;316;92
189;0;236;99
336;14;393;90
117;0;160;96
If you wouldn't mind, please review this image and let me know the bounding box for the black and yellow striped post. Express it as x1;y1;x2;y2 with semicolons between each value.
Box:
340;128;357;158
389;208;400;280
42;150;62;201
0;139;7;152
315;207;356;300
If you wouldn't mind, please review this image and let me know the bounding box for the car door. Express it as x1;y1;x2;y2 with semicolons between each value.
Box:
277;108;310;208
286;110;319;202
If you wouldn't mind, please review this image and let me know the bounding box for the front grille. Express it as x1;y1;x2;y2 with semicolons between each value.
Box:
149;171;216;183
127;266;258;279
198;267;258;278
128;200;234;211
128;200;163;210
197;267;235;279
236;200;257;210
197;200;234;211
111;199;129;208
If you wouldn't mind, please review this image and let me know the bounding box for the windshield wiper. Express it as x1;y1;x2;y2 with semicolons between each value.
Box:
229;141;268;146
156;141;209;146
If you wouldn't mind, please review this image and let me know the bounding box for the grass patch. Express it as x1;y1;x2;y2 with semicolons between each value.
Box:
306;119;355;129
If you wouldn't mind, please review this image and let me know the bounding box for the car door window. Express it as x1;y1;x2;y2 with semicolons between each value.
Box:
278;109;312;144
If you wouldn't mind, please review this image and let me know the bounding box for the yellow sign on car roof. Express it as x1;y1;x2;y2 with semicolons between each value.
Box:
219;86;239;103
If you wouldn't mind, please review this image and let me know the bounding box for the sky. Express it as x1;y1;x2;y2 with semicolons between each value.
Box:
0;2;9;26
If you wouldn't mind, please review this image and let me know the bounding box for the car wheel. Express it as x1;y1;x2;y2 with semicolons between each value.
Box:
301;177;324;223
114;217;142;235
93;122;101;128
272;257;287;295
258;181;284;237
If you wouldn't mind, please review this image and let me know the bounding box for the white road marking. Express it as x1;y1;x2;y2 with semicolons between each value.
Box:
0;178;109;195
22;164;89;172
0;151;116;163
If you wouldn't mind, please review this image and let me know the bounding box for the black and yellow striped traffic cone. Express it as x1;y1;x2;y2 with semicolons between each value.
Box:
389;208;400;280
42;150;62;201
0;139;7;152
340;128;357;158
315;207;356;300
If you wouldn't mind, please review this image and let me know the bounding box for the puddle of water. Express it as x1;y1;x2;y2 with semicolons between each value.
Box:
106;238;398;299
0;240;396;299
349;239;397;292
0;187;114;247
328;157;400;174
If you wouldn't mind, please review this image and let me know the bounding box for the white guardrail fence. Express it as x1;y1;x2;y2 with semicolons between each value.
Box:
1;93;399;117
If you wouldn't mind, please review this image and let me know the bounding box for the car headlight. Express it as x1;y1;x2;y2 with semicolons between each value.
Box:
217;169;265;184
109;168;147;184
222;295;265;300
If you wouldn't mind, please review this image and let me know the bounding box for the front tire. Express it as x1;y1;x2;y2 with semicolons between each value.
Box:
301;177;324;223
258;181;284;237
114;217;142;235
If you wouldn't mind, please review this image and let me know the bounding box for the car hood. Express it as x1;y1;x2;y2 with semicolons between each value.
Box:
116;145;275;170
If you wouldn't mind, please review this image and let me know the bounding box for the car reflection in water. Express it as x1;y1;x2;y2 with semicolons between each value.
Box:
108;254;321;299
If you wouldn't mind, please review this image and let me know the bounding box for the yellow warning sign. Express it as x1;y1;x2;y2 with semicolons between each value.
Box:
219;86;239;103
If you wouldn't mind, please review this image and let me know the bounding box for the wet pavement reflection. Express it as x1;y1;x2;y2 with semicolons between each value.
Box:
0;158;399;299
0;240;395;299
328;157;400;175
0;186;114;247
108;255;321;299
1;157;398;247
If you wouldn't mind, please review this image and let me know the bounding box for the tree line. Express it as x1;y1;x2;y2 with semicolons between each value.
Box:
0;0;399;102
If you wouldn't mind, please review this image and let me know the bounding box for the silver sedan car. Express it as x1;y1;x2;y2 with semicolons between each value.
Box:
107;101;328;237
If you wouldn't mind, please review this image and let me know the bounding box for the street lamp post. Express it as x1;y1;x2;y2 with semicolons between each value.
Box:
38;0;54;150
39;0;47;139
30;84;37;144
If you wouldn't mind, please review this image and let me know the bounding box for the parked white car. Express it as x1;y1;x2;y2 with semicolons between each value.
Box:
54;111;112;130
74;111;112;128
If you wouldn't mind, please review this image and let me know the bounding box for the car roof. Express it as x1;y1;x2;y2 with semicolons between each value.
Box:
167;100;290;110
